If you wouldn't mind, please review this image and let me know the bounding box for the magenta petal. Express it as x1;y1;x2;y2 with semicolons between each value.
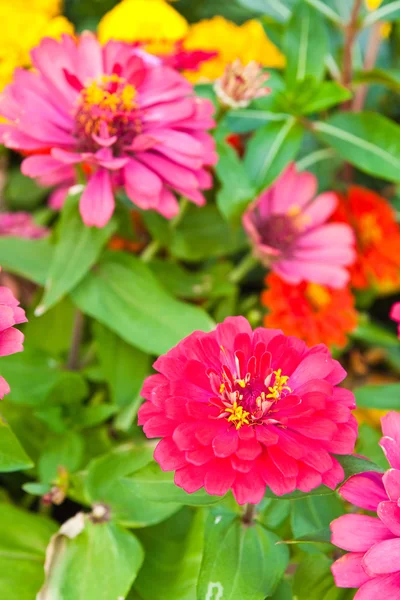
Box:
204;461;235;496
377;501;400;536
383;469;400;501
354;574;400;600
0;328;24;357
154;438;186;471
362;538;400;575
331;514;394;552
331;553;371;588
381;412;400;442
339;472;387;510
0;376;10;399
212;429;238;458
79;169;114;228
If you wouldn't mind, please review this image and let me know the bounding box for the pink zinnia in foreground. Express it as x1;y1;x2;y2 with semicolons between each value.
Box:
0;33;217;227
0;212;48;239
331;412;400;599
390;303;400;338
138;316;357;504
0;285;26;398
242;164;355;288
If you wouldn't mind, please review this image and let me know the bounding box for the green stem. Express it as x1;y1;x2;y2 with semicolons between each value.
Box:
140;197;189;263
67;310;85;371
229;253;258;284
242;503;256;525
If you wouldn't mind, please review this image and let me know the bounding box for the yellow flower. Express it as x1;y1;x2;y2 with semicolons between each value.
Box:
365;0;383;9
0;1;73;91
355;408;388;428
182;16;285;83
98;0;188;53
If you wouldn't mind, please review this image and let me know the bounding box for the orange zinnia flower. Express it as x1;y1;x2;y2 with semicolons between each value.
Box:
332;186;400;291
262;273;358;349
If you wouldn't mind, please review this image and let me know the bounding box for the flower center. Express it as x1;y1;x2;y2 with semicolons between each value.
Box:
74;75;141;151
257;206;309;255
359;214;382;247
306;283;331;310
208;347;292;429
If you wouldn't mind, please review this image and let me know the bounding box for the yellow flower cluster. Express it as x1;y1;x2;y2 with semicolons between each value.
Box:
98;0;284;83
0;0;73;91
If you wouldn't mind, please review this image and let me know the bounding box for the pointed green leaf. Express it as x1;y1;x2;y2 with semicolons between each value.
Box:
363;0;400;26
0;416;33;472
0;237;52;284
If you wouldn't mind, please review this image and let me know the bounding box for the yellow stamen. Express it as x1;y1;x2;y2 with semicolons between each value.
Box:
306;283;331;310
266;369;291;400
360;214;382;246
226;401;250;430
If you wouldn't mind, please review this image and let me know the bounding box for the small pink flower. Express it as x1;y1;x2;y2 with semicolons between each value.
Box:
0;212;48;239
242;164;356;288
0;285;27;398
0;33;217;228
138;316;357;505
331;411;400;598
390;303;400;338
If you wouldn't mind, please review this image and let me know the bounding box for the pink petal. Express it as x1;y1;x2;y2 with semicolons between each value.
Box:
154;437;187;471
204;461;235;496
212;429;239;458
339;472;387;510
362;538;400;575
383;469;400;501
377;501;400;536
331;514;394;552
0;376;10;399
79;169;115;228
332;553;371;588
0;328;24;357
354;574;400;600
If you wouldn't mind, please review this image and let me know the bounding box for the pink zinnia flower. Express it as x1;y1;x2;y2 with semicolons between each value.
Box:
0;212;48;239
331;412;400;598
0;33;217;227
390;303;400;338
138;316;357;505
0;285;26;398
242;164;355;288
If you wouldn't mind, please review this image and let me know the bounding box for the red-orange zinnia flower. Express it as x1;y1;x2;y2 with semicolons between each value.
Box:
332;186;400;291
262;273;358;349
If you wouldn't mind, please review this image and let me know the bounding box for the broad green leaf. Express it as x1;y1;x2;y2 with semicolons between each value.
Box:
38;431;84;484
124;461;223;506
244;117;303;190
258;498;291;531
314;113;400;182
24;297;76;357
236;0;293;22
355;383;400;409
36;194;116;315
0;503;57;600
290;494;343;540
216;140;257;222
224;109;288;133
85;446;179;527
292;555;334;600
354;68;400;91
352;317;399;347
170;205;247;261
38;514;143;600
299;82;351;114
93;322;150;409
71;252;214;355
0;237;52;284
284;2;328;86
135;508;204;600
5;169;48;209
0;347;87;407
271;580;293;600
363;0;400;26
357;424;389;471
197;513;289;600
0;416;33;472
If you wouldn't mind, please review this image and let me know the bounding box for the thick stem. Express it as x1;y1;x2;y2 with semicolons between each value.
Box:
352;22;382;111
67;310;85;371
242;503;256;525
140;239;161;263
341;0;364;94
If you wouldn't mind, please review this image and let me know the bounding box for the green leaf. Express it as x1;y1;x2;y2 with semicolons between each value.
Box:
363;0;400;26
24;297;76;357
291;494;343;540
357;424;389;471
355;383;400;409
292;555;334;600
85;446;180;527
170;205;247;261
354;68;400;92
0;347;87;407
216;140;257;222
38;431;84;484
38;515;143;600
0;416;33;472
135;508;204;600
0;503;57;600
93;322;150;409
36;194;116;315
236;0;293;22
224;109;289;133
244;117;303;191
299;82;352;114
284;2;328;86
0;237;52;284
336;453;384;476
314;113;400;182
124;461;223;506
71;252;214;355
305;0;342;24
271;580;293;600
197;514;289;600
